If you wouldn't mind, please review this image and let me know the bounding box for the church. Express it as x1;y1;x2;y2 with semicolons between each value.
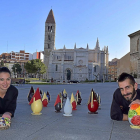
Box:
44;9;109;82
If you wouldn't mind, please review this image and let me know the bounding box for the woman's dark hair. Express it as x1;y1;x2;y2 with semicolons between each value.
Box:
0;67;11;76
118;72;135;86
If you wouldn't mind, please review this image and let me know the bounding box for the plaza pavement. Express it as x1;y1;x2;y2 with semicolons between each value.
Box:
1;82;140;140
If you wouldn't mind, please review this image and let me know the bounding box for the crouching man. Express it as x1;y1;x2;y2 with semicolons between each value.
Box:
110;72;140;121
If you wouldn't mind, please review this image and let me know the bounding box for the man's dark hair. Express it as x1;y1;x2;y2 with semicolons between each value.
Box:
0;67;11;76
118;72;135;86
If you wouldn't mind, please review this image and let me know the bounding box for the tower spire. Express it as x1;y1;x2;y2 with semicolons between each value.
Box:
63;45;66;49
74;43;76;49
95;38;100;49
87;43;89;49
46;9;55;23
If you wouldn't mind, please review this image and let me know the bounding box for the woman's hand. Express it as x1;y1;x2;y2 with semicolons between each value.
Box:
2;112;11;119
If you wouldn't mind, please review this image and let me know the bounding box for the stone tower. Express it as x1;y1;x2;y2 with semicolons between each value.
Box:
44;9;56;79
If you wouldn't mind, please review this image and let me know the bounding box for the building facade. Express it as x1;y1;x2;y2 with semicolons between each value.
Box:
33;51;44;62
0;53;11;60
10;50;32;60
128;30;140;78
117;52;130;77
44;9;109;82
108;58;118;81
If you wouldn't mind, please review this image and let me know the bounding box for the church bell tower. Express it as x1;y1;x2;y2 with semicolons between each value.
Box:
44;9;56;79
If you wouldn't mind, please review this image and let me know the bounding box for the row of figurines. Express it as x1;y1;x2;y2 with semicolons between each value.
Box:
27;87;101;115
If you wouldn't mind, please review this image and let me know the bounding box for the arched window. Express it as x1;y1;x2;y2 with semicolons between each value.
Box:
67;69;71;80
51;26;52;32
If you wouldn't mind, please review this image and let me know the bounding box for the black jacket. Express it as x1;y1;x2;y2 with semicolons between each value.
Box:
0;85;18;117
110;88;140;121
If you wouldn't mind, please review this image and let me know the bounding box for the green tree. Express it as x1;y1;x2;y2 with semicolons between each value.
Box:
33;59;46;74
0;60;4;67
12;63;22;74
24;59;47;78
24;60;37;74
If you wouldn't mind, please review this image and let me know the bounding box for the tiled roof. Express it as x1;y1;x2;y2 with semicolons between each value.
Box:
46;9;55;23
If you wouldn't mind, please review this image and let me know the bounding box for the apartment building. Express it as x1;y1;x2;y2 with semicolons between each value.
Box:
10;50;32;60
0;53;11;59
33;51;44;62
108;58;118;81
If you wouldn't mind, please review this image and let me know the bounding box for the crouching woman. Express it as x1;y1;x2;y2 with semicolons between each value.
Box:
0;67;18;119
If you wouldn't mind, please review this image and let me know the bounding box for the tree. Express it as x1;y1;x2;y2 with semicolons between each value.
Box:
0;60;4;67
33;59;46;74
24;59;47;78
93;73;99;83
24;60;37;74
12;63;22;74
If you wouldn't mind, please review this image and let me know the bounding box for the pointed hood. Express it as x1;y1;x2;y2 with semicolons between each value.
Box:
30;86;34;93
46;9;55;23
29;88;42;105
70;93;75;103
40;90;42;95
63;89;67;95
27;86;34;97
88;89;97;105
42;92;48;101
27;86;34;102
54;95;61;106
47;91;50;96
75;90;79;96
76;90;81;98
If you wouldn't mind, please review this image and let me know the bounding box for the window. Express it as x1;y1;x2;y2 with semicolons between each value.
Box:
48;26;53;32
57;56;60;60
48;35;51;40
56;65;58;71
68;56;71;60
48;44;50;49
51;26;52;32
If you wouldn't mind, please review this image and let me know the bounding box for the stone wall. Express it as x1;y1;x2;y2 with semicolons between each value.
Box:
117;52;130;77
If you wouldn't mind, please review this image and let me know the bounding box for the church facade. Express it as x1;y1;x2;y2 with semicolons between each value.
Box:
44;9;109;82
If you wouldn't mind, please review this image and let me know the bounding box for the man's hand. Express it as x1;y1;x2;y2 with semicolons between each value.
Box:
123;114;128;121
2;112;11;119
129;99;140;107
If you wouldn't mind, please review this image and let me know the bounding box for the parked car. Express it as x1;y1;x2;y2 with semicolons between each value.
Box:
68;80;80;83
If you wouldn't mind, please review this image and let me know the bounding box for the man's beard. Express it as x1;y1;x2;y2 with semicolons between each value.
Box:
123;88;136;102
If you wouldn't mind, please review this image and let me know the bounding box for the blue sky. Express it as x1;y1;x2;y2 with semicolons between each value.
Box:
0;0;140;61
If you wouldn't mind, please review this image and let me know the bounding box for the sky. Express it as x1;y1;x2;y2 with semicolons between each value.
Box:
0;0;140;61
